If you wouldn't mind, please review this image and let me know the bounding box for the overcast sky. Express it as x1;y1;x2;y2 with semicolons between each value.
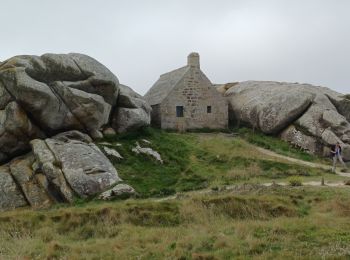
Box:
1;0;349;94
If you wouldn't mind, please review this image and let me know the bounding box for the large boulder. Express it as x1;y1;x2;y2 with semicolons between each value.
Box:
10;154;52;208
0;54;116;134
0;165;28;210
0;130;124;211
112;84;151;133
280;125;319;154
0;53;151;164
223;81;350;160
0;101;45;162
44;131;121;198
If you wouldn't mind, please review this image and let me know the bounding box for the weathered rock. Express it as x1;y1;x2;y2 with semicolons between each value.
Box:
103;127;116;137
98;184;135;200
0;81;13;109
321;128;342;146
224;81;350;160
118;84;150;110
327;94;350;122
113;107;150;133
132;142;163;163
0;54;150;165
67;53;120;105
103;146;123;160
342;145;350;161
0;66;83;132
0;53;146;211
0;101;45;163
31;139;75;202
0;127;128;211
0;165;28;211
321;109;350;137
112;84;151;133
45;131;121;198
9;154;52;208
280;125;318;154
50;82;111;134
225;81;314;134
141;139;151;145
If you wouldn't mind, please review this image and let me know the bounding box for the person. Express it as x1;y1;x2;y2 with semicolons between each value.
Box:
331;142;347;172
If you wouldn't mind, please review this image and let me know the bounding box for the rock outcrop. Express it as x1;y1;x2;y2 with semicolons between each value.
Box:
0;53;149;210
132;142;163;163
98;184;136;200
0;131;122;211
112;84;151;133
222;81;350;160
0;53;150;164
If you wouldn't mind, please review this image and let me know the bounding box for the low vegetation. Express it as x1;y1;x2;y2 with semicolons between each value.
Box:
2;127;349;259
288;176;303;186
1;187;350;259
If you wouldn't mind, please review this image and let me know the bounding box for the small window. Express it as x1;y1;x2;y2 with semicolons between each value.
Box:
176;106;184;117
207;106;212;113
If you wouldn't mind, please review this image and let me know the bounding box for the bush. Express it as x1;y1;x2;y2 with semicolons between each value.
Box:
288;176;303;186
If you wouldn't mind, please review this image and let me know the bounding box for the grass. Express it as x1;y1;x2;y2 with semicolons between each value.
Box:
234;127;321;162
97;128;336;198
1;127;350;259
1;186;350;259
288;176;303;186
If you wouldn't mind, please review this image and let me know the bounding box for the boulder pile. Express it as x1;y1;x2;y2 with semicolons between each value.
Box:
0;53;150;210
219;81;350;160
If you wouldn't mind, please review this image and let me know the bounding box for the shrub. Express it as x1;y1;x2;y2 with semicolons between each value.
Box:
288;176;303;186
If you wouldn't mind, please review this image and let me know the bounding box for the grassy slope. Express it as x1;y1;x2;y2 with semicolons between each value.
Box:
99;128;341;197
1;128;349;259
234;127;322;162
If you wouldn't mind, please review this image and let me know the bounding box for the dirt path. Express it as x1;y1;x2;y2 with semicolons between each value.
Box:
156;134;350;202
254;146;350;177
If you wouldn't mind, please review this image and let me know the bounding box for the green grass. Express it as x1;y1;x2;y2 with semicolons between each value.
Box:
234;127;322;162
98;128;335;198
2;186;350;259
100;128;207;197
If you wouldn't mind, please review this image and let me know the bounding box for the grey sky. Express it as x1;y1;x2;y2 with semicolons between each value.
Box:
1;0;349;94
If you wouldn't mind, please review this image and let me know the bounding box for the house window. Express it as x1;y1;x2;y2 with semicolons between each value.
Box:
207;106;212;113
176;106;184;117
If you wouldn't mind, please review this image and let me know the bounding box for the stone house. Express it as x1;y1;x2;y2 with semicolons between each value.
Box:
144;53;228;131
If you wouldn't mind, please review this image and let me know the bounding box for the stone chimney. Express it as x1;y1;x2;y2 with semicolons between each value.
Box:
187;52;200;68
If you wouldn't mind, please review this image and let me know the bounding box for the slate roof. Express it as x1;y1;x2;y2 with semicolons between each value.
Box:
144;65;190;105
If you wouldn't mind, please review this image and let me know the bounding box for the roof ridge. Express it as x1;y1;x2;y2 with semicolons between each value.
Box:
159;65;188;77
144;66;190;105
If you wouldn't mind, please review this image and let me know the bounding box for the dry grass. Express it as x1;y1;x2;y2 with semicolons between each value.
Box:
1;187;350;259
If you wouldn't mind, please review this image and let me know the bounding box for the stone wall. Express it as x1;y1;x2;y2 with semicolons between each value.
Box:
160;68;228;130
